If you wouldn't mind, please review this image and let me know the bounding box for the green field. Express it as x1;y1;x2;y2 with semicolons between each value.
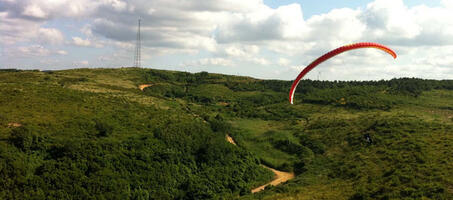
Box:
1;68;452;199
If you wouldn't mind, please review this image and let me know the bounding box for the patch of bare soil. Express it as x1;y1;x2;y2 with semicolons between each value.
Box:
226;134;237;145
138;84;153;91
7;122;22;128
218;102;229;106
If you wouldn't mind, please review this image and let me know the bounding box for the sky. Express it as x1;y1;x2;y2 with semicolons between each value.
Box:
1;0;453;80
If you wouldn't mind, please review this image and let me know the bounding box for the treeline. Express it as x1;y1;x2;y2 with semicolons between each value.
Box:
141;69;453;115
142;69;453;94
142;69;453;97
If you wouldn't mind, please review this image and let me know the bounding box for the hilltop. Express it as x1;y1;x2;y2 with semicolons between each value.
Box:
1;68;452;199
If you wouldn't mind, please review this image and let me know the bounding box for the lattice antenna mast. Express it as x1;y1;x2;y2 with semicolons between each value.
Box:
134;19;141;68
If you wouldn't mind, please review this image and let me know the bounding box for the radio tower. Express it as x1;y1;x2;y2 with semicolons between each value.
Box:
134;19;141;68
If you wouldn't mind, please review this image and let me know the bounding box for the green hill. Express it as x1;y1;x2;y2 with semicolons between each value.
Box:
1;68;452;199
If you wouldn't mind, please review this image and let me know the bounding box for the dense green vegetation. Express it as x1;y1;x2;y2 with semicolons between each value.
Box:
0;69;272;199
1;68;452;199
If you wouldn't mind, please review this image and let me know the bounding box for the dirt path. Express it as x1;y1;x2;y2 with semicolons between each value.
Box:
225;134;295;193
251;165;295;193
138;84;153;91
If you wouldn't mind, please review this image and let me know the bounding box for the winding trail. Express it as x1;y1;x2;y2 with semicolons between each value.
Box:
251;165;295;193
225;135;295;193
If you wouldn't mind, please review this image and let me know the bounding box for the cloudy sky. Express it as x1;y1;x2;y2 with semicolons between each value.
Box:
1;0;453;80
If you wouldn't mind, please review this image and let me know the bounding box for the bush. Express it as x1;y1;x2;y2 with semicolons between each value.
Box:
297;134;325;154
8;126;41;151
143;83;185;98
95;120;113;137
208;119;231;133
272;139;304;155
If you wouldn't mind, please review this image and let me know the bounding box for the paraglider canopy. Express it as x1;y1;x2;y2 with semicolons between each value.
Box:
289;42;397;104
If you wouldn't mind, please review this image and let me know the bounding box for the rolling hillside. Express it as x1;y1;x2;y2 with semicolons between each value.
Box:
1;68;452;199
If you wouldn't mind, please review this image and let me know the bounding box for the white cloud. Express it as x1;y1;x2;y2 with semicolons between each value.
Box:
56;50;68;55
72;37;91;47
215;4;306;43
290;65;304;71
223;45;260;57
74;60;89;66
71;36;104;48
211;44;271;66
5;45;51;57
361;0;421;41
305;8;365;48
38;28;64;45
409;5;453;45
81;25;93;37
0;0;100;21
0;12;41;45
108;0;127;11
186;58;234;67
22;4;47;19
278;58;290;66
441;0;453;8
0;11;64;47
249;57;270;65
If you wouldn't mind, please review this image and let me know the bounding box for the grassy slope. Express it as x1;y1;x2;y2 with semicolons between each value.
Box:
229;119;298;169
239;91;453;199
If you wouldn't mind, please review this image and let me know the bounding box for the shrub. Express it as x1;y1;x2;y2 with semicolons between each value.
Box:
8;126;40;151
95;120;113;137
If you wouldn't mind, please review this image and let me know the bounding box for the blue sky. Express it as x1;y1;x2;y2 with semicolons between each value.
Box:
1;0;453;80
264;0;441;16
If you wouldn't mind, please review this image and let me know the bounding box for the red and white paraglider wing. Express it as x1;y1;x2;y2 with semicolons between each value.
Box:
289;42;397;104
